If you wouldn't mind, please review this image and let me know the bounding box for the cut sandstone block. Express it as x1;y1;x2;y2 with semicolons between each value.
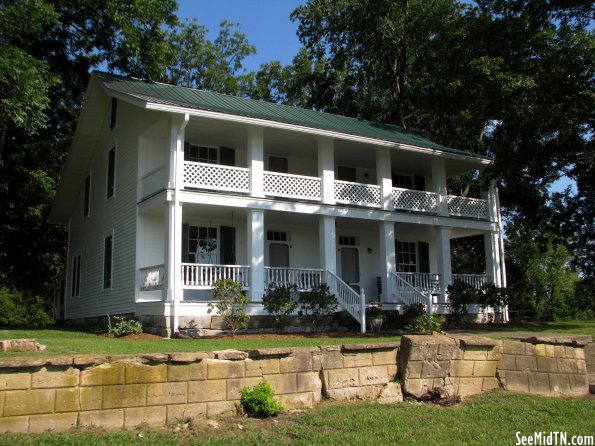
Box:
166;403;207;423
29;412;78;433
124;406;166;428
79;409;124;429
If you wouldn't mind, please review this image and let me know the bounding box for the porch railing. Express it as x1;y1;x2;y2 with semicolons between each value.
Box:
264;171;321;201
181;263;249;288
392;272;433;313
265;267;323;290
334;180;381;208
325;270;366;333
140;264;165;291
183;161;250;193
394;272;441;294
447;196;489;219
452;274;490;290
392;188;438;214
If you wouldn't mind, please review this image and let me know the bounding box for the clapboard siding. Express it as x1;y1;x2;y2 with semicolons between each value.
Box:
65;99;166;319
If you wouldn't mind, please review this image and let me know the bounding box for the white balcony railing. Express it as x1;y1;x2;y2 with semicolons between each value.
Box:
334;180;381;207
183;161;250;193
265;267;323;290
181;263;249;288
264;171;321;201
452;274;490;290
447;196;489;219
140;264;165;291
392;188;438;213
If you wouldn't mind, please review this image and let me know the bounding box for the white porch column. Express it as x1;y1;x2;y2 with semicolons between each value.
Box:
436;226;452;303
318;137;335;204
484;231;502;287
481;180;498;223
319;215;336;273
376;147;393;210
431;158;448;216
247;209;265;301
378;221;396;302
248;126;264;198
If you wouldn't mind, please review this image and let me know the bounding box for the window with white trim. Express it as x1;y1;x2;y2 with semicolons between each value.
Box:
103;235;113;289
396;241;416;272
188;226;218;263
71;255;81;297
267;231;289;242
339;235;358;246
392;174;413;189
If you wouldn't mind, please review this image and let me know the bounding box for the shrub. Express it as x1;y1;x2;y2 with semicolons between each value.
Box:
447;280;478;323
240;381;283;417
478;283;509;322
403;302;426;320
0;287;53;326
263;283;297;332
297;283;338;332
107;315;143;337
405;314;443;334
207;279;250;337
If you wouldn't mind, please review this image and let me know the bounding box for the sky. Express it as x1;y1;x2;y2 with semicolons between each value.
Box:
177;0;304;73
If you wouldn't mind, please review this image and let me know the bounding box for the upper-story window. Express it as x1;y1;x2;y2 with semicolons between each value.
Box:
268;156;288;173
185;143;235;166
71;254;81;297
337;166;356;182
110;98;117;130
392;174;413;189
107;147;116;198
83;175;91;217
103;234;113;289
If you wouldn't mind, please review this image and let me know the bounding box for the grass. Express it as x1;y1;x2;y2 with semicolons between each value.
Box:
0;327;401;357
0;391;592;445
0;320;592;357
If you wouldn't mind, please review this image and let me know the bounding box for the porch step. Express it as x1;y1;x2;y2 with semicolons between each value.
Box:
585;342;595;394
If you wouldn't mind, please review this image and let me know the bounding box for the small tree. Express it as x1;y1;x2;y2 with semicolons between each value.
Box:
478;283;509;323
207;279;250;337
262;283;297;332
297;283;338;332
447;280;478;323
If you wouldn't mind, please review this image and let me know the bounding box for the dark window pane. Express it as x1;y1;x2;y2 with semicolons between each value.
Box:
189;226;198;239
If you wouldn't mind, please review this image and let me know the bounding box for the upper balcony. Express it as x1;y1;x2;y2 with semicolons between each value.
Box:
181;161;491;220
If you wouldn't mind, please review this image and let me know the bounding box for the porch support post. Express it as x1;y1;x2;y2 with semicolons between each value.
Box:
378;221;396;302
376;147;393;210
431;158;448;216
318;137;335;204
247;209;265;302
248;126;264;198
484;231;502;287
435;226;452;304
319;215;336;274
166;113;188;336
481;180;498;222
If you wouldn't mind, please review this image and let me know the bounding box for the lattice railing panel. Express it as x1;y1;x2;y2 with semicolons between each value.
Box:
183;162;250;193
264;171;321;201
447;196;489;219
334;181;381;207
392;188;438;213
140;264;165;291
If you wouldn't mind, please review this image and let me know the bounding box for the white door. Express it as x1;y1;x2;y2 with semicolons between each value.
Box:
269;243;289;267
340;247;360;292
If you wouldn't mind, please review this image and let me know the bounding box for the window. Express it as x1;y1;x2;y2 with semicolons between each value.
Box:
396;241;417;272
110;98;117;130
337;165;356;182
185;144;218;164
268;156;288;173
71;255;81;297
267;231;288;242
188;226;218;263
339;235;358;246
392;174;413;189
107;147;116;198
103;235;113;289
83;175;90;217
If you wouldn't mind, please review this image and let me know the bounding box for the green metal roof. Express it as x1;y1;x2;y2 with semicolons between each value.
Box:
94;71;483;159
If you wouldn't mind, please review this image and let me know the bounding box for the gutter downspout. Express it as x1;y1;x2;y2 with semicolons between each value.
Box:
172;113;189;336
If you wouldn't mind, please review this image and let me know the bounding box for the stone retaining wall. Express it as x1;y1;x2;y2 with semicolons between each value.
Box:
0;342;400;434
0;335;590;434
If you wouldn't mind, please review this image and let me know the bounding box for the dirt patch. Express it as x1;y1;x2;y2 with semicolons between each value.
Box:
120;333;164;340
194;331;398;340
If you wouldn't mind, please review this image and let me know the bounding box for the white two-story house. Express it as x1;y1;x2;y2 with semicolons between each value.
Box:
49;71;506;336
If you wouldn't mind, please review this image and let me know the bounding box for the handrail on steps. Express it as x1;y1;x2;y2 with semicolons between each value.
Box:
324;270;366;333
392;272;433;314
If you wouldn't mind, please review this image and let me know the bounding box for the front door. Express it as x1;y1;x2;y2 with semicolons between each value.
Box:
269;243;289;267
340;247;360;292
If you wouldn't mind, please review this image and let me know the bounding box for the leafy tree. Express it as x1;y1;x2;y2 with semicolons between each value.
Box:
262;283;298;332
297;283;338;332
207;279;250;337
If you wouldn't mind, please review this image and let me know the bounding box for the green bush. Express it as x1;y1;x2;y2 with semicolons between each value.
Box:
297;283;338;332
263;283;297;332
0;287;53;326
405;314;443;334
403;302;426;320
107;315;143;337
207;279;250;337
240;381;284;417
446;280;478;322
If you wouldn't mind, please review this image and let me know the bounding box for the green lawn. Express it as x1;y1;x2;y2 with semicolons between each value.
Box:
0;320;592;357
0;392;592;445
0;327;401;357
